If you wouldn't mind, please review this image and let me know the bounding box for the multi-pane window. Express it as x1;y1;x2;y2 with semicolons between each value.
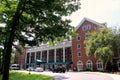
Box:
77;44;81;49
77;60;83;71
85;33;90;39
86;60;93;70
96;60;103;71
82;24;91;31
78;52;81;57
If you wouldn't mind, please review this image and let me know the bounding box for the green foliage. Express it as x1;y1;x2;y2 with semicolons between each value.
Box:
94;47;112;62
84;27;114;70
0;71;53;80
112;27;120;54
0;0;81;46
0;1;80;80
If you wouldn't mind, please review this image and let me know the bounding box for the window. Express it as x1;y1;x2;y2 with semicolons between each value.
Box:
86;60;93;70
85;33;90;39
96;60;103;71
77;36;80;41
78;52;81;57
77;60;83;71
77;44;81;49
82;24;91;31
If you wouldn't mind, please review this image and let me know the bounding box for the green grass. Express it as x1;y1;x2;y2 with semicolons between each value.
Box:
0;71;53;80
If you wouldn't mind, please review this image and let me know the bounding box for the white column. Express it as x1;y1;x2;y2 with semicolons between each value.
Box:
34;51;36;60
25;52;28;68
47;50;49;63
29;52;31;67
40;51;42;60
63;47;65;62
54;48;56;62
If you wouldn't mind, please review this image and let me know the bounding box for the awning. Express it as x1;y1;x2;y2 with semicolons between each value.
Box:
45;62;72;65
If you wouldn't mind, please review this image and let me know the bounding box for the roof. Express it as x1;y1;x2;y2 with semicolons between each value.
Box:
75;17;107;30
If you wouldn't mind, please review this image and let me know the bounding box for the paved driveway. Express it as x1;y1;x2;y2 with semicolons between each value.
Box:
18;70;120;80
45;72;114;80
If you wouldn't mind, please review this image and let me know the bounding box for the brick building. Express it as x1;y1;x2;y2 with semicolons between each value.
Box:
72;17;106;71
15;18;120;71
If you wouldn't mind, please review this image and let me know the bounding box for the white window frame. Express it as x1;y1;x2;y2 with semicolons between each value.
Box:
78;52;81;57
77;60;83;71
82;24;91;31
86;60;93;70
77;44;81;49
96;60;103;71
85;33;90;39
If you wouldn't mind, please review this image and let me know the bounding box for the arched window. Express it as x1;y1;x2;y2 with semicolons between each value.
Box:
77;60;83;71
86;60;93;70
96;60;103;71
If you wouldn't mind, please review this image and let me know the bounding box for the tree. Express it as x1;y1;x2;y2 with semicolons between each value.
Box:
84;28;114;71
0;0;80;80
112;28;120;57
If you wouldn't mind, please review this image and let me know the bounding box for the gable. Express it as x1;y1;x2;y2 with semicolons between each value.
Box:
76;17;107;31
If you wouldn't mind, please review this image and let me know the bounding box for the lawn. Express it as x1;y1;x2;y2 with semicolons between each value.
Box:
0;71;53;80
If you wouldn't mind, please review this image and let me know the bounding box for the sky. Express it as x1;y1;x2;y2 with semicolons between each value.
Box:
68;0;120;28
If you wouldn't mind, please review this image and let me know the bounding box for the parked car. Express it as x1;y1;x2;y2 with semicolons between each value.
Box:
26;67;35;71
52;66;66;73
35;67;43;72
10;64;20;70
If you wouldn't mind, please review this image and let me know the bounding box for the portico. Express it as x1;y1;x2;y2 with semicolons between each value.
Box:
26;41;72;70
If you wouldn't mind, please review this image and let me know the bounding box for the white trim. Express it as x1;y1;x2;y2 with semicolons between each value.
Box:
26;41;71;53
77;60;83;71
47;50;49;63
63;47;65;62
54;48;56;62
86;60;93;70
77;51;81;57
96;60;103;71
77;44;81;49
76;17;106;31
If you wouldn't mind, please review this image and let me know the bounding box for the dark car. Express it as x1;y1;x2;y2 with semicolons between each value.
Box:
52;66;66;73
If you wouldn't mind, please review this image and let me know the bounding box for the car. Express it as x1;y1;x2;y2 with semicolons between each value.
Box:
26;67;35;71
34;67;43;72
10;64;20;70
52;66;66;73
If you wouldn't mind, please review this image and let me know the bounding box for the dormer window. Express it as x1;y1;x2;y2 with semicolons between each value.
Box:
82;24;91;31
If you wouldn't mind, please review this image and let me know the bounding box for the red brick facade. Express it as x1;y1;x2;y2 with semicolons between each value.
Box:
72;18;104;71
15;45;26;68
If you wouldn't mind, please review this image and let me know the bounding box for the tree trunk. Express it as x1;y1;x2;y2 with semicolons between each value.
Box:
2;1;25;80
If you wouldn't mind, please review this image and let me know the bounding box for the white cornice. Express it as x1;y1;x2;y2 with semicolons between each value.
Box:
76;17;106;31
26;41;72;53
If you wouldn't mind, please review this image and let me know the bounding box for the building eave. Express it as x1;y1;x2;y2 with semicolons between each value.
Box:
75;17;107;31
